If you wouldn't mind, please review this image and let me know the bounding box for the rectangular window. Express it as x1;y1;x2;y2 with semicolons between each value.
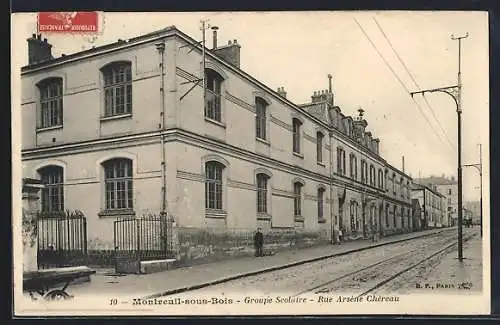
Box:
103;63;132;117
255;98;267;140
205;70;223;122
317;132;324;163
294;183;302;216
256;174;268;213
40;166;64;212
104;159;133;210
317;188;324;220
39;80;63;128
292;119;302;154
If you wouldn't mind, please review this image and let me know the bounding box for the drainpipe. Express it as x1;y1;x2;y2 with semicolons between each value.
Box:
327;92;336;244
329;131;335;243
155;41;167;215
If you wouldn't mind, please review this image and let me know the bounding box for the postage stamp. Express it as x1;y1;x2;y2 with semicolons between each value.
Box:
11;11;490;316
38;12;100;33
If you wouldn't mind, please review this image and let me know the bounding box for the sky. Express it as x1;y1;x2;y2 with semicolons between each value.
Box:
12;11;489;202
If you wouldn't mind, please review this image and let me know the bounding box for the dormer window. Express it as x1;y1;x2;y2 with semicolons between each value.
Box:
102;62;132;117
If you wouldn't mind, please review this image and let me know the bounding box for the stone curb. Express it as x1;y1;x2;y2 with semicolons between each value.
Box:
143;228;451;299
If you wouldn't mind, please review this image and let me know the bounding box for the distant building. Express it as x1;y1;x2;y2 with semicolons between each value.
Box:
463;208;473;226
414;176;457;227
464;201;481;225
411;183;446;228
411;199;422;231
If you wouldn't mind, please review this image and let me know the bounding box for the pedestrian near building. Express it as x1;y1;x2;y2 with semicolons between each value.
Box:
334;224;341;245
254;227;264;257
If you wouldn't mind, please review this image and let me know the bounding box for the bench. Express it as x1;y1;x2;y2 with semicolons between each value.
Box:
23;266;96;301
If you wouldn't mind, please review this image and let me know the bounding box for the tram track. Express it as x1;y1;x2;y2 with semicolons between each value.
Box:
296;231;477;297
158;228;466;298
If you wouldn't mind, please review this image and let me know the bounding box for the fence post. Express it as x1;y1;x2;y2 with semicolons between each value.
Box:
136;219;141;273
83;217;88;255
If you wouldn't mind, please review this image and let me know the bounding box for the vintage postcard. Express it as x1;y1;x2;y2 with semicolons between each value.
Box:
12;11;490;316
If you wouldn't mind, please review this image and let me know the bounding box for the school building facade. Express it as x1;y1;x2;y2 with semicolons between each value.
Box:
21;26;413;262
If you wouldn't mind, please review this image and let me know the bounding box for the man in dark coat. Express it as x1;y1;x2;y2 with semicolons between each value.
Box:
254;227;264;257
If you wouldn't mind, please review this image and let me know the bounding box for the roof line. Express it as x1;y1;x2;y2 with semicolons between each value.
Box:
21;25;398;168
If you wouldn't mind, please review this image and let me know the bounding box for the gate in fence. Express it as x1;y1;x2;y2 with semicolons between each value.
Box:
114;213;174;274
37;211;88;269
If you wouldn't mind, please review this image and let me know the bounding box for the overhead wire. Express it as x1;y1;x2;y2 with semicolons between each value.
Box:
372;17;456;151
352;17;455;155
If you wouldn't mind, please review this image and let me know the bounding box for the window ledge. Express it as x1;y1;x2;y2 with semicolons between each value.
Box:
256;137;270;146
36;125;63;133
293;152;304;159
318;218;327;224
98;209;136;218
204;117;226;129
294;215;305;222
257;213;272;221
317;162;326;167
100;113;132;122
205;209;227;218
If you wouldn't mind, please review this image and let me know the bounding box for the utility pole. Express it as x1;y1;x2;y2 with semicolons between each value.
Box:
464;143;483;237
327;74;336;244
410;32;468;262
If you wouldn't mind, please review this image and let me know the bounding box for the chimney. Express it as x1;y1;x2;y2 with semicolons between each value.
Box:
402;156;405;173
277;87;287;98
353;108;368;140
211;26;219;49
214;38;241;68
27;33;53;65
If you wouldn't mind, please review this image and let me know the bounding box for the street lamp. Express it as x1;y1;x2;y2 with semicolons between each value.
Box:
463;143;483;237
410;33;468;262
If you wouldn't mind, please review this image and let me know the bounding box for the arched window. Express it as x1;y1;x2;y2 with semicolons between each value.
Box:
349;154;358;179
316;132;324;163
337;147;346;175
103;158;133;210
317;187;325;220
205;69;224;122
369;165;375;186
205;161;225;210
361;160;367;183
38;78;63;128
39;165;64;212
293;182;303;216
255;97;268;140
102;62;132;117
256;173;269;213
292;118;302;154
378;169;384;189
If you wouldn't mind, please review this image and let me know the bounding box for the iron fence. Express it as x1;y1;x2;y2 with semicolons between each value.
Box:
114;213;174;273
37;211;87;269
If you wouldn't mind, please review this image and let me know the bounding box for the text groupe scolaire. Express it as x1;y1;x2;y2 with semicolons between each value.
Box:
131;295;400;306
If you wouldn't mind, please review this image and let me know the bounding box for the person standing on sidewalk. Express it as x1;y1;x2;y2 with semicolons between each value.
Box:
254;227;264;257
334;224;341;245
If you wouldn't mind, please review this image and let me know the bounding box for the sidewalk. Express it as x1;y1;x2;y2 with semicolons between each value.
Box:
68;227;453;299
414;230;483;292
